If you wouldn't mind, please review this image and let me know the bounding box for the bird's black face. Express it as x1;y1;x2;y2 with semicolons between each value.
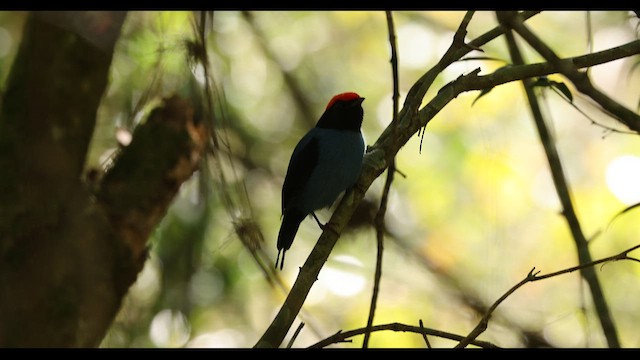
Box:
316;97;365;132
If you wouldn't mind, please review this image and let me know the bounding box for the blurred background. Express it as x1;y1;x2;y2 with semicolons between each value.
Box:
1;10;639;348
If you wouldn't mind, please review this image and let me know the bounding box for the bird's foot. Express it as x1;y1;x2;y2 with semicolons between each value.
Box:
312;212;339;236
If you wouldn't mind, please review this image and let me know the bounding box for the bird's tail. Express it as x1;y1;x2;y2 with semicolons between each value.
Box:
276;209;306;270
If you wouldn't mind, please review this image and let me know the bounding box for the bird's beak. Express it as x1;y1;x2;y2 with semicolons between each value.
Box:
355;97;365;105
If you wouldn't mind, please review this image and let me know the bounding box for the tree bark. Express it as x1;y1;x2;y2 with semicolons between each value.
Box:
0;11;206;347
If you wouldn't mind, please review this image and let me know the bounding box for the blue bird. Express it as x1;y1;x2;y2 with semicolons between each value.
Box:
276;92;365;270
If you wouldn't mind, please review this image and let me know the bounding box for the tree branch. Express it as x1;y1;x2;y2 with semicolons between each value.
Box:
254;13;640;349
455;243;640;348
495;10;620;348
501;11;640;134
309;322;498;349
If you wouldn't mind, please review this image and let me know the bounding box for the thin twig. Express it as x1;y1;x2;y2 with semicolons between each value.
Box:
532;244;640;281
546;86;637;136
419;319;432;348
405;10;477;138
455;243;640;348
310;322;498;349
387;233;553;347
286;322;305;348
362;10;399;349
455;268;539;348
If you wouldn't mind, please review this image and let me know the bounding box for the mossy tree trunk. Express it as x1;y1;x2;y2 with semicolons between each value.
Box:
0;11;206;347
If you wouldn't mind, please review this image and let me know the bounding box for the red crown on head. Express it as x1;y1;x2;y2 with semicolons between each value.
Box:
326;92;362;110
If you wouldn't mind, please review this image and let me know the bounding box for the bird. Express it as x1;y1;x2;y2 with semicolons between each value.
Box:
276;92;365;270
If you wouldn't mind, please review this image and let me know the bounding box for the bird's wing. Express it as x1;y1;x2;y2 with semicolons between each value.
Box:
281;131;319;214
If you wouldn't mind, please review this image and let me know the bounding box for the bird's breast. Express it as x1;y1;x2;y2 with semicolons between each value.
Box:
301;128;364;212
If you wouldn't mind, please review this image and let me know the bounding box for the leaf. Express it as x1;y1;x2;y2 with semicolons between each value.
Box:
550;81;574;102
531;77;573;103
531;76;551;88
472;87;494;106
606;202;640;231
